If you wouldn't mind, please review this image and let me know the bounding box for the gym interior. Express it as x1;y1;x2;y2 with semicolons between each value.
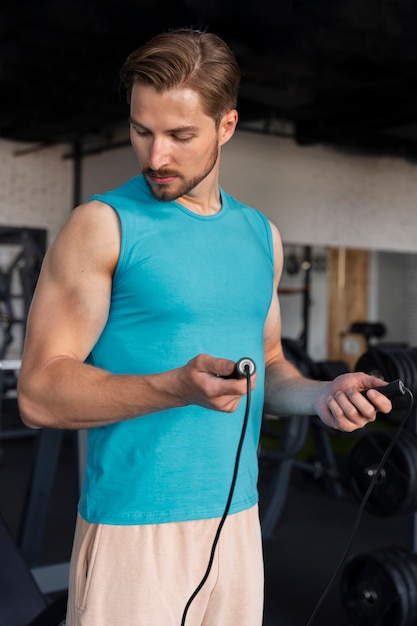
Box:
2;3;417;625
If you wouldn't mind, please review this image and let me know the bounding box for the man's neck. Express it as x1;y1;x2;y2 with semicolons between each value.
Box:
176;175;222;216
176;193;222;216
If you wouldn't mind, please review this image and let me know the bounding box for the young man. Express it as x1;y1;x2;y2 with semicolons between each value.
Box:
17;28;391;626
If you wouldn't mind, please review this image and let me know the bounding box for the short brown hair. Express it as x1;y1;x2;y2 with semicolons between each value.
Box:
120;28;241;124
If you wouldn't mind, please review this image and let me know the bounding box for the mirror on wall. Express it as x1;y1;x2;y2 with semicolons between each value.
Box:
279;244;416;369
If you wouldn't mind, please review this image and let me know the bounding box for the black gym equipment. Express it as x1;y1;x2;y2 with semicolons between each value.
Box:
340;347;417;626
0;513;67;626
260;338;348;540
0;226;46;361
349;321;387;349
341;547;417;626
0;227;46;443
350;347;417;523
0;226;72;624
348;428;417;517
355;346;417;398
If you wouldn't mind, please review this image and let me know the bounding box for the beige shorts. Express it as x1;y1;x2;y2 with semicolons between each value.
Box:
66;505;264;626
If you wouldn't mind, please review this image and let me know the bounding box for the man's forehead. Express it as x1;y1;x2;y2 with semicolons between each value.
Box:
131;83;203;105
129;83;215;127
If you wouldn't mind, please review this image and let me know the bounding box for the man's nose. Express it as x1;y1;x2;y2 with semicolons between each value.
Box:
148;137;170;171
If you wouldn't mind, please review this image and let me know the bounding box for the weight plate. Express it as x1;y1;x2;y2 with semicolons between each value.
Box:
382;549;414;625
355;350;396;382
355;347;417;397
348;430;417;516
341;549;410;626
400;548;417;623
396;431;417;514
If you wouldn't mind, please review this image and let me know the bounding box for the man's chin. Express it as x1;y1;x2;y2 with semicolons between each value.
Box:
144;177;183;203
150;187;181;203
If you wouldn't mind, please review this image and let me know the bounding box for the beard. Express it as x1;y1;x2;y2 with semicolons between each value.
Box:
142;141;219;203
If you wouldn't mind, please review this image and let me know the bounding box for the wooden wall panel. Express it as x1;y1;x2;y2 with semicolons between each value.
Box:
327;248;369;370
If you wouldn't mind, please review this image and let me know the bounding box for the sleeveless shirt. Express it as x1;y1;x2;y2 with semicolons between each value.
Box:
78;174;274;525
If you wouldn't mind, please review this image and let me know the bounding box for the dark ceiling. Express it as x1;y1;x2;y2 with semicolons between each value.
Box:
3;0;417;158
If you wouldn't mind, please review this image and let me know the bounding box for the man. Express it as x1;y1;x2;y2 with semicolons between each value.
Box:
17;28;391;626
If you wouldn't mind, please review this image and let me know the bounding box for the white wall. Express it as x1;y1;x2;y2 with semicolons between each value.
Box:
372;251;408;345
405;254;417;347
221;131;417;254
0;139;73;243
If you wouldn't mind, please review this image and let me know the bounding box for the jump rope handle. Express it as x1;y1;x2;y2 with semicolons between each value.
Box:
360;379;406;399
222;357;256;379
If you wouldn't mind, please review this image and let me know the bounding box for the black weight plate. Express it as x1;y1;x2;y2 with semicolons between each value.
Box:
348;430;415;516
382;549;413;626
341;550;408;626
400;548;417;624
388;352;414;396
355;349;397;381
396;431;417;514
378;349;417;397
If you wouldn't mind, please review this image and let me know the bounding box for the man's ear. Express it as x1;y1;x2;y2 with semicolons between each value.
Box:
219;109;238;146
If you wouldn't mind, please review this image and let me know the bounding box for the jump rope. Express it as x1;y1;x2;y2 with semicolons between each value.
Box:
180;363;414;626
180;357;256;626
306;378;414;625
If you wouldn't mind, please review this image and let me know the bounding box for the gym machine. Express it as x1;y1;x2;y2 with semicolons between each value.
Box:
0;226;70;624
0;512;67;625
340;346;417;626
0;226;46;358
260;337;348;540
0;226;46;441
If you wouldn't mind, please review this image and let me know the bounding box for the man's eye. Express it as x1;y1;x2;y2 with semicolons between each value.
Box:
133;127;149;136
173;135;193;143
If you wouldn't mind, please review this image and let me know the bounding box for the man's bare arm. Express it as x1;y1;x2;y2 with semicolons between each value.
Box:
18;201;250;430
262;221;393;432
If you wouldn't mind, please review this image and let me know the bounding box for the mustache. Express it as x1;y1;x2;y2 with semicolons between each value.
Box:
142;167;180;178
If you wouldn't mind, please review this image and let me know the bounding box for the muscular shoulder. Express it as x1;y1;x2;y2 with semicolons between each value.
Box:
46;200;121;278
68;199;120;238
267;220;284;284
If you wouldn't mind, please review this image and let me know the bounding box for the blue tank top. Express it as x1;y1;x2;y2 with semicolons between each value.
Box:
78;175;274;525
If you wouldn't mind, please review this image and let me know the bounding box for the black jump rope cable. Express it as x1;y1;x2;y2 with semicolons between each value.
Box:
180;359;254;626
306;381;414;626
180;370;414;626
